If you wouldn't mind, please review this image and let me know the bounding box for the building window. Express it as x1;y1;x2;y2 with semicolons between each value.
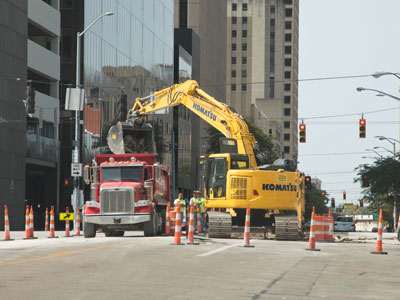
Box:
284;121;290;129
242;43;247;51
270;19;275;26
242;17;248;24
270;57;275;66
284;96;291;104
231;84;236;91
242;84;247;91
285;8;293;17
232;3;237;11
284;0;293;4
232;43;237;51
269;129;273;135
284;108;291;116
231;70;236;78
285;34;292;42
271;6;275;14
61;28;73;60
242;30;247;38
61;0;73;8
285;71;291;79
285;46;292;54
284;146;290;154
285;58;292;66
242;70;247;77
232;57;237;64
270;45;275;53
232;17;237;24
232;30;237;38
270;32;275;39
284;83;291;91
242;56;247;64
284;134;290;141
285;21;292;30
243;3;248;11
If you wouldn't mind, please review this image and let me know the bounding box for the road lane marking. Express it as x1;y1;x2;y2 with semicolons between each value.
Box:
0;241;134;268
198;243;240;257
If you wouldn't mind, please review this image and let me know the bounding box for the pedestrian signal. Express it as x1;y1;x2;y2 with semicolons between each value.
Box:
359;119;366;138
299;123;306;143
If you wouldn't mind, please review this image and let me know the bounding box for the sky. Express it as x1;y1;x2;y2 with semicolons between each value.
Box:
298;0;400;206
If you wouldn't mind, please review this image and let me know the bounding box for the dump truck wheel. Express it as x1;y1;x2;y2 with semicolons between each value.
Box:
83;221;96;238
144;206;157;237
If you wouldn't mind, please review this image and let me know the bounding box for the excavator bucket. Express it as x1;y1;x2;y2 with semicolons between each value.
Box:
107;120;156;154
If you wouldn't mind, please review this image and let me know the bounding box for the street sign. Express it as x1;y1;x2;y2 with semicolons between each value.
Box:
59;212;74;221
71;163;82;177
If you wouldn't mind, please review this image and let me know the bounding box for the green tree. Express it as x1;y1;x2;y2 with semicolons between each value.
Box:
205;119;278;163
354;157;400;226
305;187;329;221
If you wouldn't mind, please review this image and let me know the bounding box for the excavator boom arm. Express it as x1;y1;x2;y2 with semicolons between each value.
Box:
129;80;258;167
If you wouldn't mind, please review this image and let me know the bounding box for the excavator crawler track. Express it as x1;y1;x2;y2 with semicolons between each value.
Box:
274;215;299;240
207;212;232;238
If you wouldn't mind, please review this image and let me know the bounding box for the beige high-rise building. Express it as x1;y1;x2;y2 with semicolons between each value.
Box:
226;0;299;160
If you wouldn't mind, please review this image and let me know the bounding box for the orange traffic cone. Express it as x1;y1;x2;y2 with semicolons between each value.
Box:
48;206;58;238
165;202;171;235
307;207;320;251
74;209;81;236
29;206;35;238
197;207;202;233
371;209;388;255
172;204;184;245
3;205;13;241
65;207;71;237
44;207;49;231
243;204;255;247
397;210;400;234
24;205;32;239
187;204;199;245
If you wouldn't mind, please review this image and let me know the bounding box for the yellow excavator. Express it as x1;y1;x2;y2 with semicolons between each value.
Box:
107;80;306;240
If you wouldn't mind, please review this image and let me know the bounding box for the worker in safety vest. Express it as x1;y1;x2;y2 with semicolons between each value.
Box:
190;191;200;232
197;191;206;232
174;192;186;229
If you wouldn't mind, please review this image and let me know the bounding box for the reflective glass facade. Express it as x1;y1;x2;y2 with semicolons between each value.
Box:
82;0;174;164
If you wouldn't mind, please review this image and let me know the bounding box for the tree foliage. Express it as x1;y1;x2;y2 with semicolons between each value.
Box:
305;187;329;221
205;119;278;163
354;157;400;209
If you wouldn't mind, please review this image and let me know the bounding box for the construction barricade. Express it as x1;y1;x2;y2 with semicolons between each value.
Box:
313;213;334;242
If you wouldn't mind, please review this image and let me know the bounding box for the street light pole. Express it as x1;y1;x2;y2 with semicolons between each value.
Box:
73;11;114;225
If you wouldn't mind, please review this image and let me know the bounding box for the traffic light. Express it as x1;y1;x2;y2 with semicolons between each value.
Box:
321;191;326;200
299;123;306;143
359;118;366;138
343;191;346;200
331;199;335;208
362;175;369;187
360;199;364;207
120;94;127;121
305;176;312;190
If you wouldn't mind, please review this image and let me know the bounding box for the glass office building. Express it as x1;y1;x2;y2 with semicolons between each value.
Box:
82;0;174;164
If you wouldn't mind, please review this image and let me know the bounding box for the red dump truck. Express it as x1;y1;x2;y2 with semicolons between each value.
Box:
82;153;170;238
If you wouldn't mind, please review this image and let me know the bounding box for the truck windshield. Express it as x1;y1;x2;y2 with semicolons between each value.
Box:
101;166;143;182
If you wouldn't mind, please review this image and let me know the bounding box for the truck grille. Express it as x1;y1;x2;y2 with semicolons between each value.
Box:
100;188;133;214
230;177;247;200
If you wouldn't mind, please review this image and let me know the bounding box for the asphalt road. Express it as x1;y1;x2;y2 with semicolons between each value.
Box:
0;231;400;300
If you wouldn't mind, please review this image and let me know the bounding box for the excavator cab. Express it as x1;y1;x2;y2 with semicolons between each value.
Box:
204;153;249;200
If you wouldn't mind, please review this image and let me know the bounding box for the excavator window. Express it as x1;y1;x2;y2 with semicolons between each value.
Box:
205;158;227;198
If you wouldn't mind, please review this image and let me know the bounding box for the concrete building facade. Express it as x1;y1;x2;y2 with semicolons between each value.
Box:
226;0;298;160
